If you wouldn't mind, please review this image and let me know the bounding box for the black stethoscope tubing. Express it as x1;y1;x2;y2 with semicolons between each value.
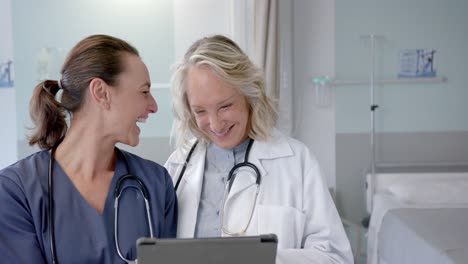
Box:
174;140;199;191
175;138;260;192
48;147;152;264
48;147;57;264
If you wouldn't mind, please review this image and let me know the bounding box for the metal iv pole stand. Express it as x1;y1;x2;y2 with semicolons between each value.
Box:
369;34;378;188
365;34;379;212
361;34;381;226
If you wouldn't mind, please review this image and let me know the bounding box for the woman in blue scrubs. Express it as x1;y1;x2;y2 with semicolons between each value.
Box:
0;34;177;263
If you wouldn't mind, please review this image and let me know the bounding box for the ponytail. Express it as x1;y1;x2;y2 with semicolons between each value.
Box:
28;80;67;150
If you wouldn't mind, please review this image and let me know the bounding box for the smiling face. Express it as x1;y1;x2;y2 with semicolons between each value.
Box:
186;66;250;149
109;53;157;146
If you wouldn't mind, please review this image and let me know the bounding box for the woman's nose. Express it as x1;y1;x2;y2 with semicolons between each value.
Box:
209;114;224;133
148;94;158;114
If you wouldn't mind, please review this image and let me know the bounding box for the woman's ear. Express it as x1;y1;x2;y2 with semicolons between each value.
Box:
89;78;111;110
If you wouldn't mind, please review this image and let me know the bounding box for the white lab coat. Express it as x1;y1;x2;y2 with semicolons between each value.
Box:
165;130;353;264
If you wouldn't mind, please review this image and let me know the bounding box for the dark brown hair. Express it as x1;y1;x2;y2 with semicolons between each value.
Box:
28;34;139;150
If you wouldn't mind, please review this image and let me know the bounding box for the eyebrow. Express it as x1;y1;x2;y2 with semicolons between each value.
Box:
140;82;151;89
191;94;238;109
218;95;237;105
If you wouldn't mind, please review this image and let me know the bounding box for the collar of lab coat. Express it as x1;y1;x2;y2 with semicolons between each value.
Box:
170;129;294;180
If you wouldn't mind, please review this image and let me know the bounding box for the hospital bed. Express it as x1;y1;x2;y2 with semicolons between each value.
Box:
366;165;468;264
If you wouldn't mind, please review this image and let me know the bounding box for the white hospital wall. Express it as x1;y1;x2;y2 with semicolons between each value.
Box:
173;0;232;62
0;89;17;169
293;0;336;188
0;0;14;56
335;0;468;134
0;0;17;169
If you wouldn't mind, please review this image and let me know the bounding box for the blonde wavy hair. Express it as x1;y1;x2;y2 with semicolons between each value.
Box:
170;35;278;148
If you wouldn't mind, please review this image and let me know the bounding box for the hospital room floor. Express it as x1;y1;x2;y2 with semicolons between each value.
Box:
344;224;367;264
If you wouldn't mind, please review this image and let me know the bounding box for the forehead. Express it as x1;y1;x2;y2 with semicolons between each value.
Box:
186;66;240;105
118;53;150;83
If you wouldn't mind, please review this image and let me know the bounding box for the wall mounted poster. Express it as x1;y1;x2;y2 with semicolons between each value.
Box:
0;60;14;88
398;49;436;78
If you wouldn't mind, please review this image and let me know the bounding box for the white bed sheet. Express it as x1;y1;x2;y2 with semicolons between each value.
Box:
367;193;468;264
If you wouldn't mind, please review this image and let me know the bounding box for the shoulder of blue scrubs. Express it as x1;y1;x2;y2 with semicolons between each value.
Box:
0;151;50;263
117;149;171;184
118;149;178;238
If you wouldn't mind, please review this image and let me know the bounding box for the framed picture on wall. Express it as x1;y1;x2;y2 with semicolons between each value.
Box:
0;59;14;88
398;49;436;78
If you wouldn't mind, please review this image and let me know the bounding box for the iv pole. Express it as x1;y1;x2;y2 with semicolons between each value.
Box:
362;34;381;214
369;35;377;179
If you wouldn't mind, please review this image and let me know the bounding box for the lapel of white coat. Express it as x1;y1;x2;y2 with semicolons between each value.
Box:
225;130;293;198
172;141;207;238
223;130;294;233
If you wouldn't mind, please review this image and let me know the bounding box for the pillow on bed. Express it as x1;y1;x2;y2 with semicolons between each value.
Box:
387;179;468;204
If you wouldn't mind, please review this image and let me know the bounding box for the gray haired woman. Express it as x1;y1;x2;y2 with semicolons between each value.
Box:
165;35;353;264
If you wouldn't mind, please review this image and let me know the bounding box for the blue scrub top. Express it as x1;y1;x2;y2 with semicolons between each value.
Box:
0;149;177;263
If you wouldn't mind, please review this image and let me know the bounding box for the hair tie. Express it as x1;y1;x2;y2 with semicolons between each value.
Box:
57;79;63;90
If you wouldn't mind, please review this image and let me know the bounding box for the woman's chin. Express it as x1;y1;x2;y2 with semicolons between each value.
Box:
126;127;141;146
127;141;139;147
128;136;140;147
122;132;140;147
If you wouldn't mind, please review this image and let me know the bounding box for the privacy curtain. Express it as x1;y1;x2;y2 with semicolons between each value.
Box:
252;0;294;136
252;0;278;102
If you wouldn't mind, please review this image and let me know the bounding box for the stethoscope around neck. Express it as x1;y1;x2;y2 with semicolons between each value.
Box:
48;146;153;264
174;138;261;235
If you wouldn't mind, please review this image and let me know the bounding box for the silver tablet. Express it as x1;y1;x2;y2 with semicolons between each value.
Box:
136;234;278;264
